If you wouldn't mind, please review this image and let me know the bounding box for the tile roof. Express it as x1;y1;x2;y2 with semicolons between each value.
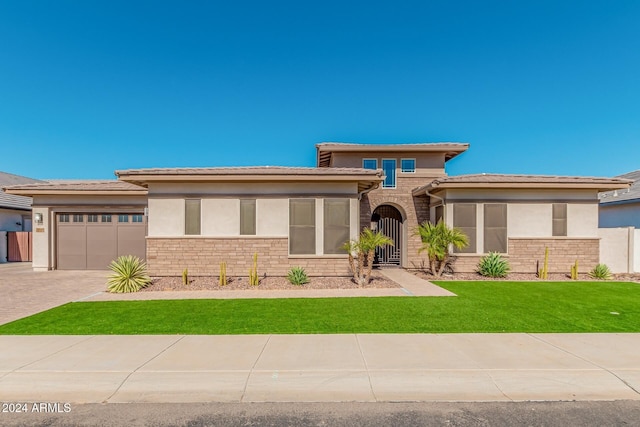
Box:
599;170;640;204
0;171;44;210
115;166;382;176
413;173;632;194
3;180;147;196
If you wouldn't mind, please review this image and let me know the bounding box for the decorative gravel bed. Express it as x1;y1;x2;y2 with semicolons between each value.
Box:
143;271;400;291
412;270;640;282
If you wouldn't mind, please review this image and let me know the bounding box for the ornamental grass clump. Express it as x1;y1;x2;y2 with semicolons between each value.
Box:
589;263;612;280
477;252;511;278
106;255;151;293
287;267;310;286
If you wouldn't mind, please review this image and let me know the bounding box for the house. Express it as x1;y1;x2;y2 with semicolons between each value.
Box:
3;142;630;275
0;171;43;262
599;170;640;228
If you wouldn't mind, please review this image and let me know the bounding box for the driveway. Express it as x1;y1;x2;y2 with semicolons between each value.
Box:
0;263;107;325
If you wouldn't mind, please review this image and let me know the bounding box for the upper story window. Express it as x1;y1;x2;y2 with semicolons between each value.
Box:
362;159;377;170
382;159;396;188
401;159;416;173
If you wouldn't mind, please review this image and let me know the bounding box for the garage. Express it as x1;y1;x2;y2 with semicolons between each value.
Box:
57;212;146;270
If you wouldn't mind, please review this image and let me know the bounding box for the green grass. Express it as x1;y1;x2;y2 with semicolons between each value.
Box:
1;281;639;334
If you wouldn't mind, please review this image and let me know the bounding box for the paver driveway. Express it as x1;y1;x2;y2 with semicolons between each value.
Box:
0;263;107;325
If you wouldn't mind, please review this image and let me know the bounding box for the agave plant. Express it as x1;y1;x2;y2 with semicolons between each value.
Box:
477;252;510;278
589;263;612;280
287;266;310;286
106;255;152;293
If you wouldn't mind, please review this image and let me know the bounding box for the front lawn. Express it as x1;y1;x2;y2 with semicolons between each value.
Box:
1;281;639;334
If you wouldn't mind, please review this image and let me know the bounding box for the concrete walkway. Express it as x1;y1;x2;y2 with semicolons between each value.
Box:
0;333;638;403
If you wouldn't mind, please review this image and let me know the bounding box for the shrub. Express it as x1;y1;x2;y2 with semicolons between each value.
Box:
107;255;151;293
414;220;469;277
477;252;510;278
589;264;612;280
287;267;310;286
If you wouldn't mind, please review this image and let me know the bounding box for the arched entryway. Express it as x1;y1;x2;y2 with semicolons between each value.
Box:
371;204;403;266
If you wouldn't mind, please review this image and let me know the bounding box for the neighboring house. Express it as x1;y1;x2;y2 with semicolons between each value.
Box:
0;171;43;263
3;142;630;274
599;170;640;228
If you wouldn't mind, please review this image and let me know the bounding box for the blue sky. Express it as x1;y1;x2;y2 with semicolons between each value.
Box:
1;1;638;180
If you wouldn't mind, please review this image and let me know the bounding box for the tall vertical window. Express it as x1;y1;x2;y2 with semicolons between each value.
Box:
434;205;444;224
382;159;396;188
240;199;256;235
185;199;201;235
362;159;377;170
401;158;416;173
324;199;350;254
552;203;567;236
484;204;507;253
453;204;476;253
289;199;316;255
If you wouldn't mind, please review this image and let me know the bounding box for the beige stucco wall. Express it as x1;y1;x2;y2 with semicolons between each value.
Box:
256;199;288;236
508;204;551;237
202;199;239;236
636;229;640;273
148;182;358;196
148;198;184;236
441;188;599;201
31;207;50;270
567;203;598;237
598;227;633;273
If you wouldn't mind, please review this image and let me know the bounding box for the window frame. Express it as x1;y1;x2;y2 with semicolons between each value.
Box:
381;158;397;189
240;199;257;236
552;203;567;237
483;203;508;253
400;158;416;173
362;158;377;170
184;199;201;235
453;203;477;254
323;198;350;255
289;199;316;255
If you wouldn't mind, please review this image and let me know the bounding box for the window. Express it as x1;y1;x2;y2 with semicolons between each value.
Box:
382;159;396;188
118;214;129;223
185;199;201;235
240;199;256;235
552;203;567;236
132;214;143;223
401;158;416;173
434;205;444;224
484;204;507;253
289;199;315;255
58;214;70;223
87;214;99;223
102;214;112;223
363;159;377;170
73;214;84;223
453;204;476;253
324;199;350;254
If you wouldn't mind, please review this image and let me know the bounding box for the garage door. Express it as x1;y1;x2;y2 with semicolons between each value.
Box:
57;213;146;270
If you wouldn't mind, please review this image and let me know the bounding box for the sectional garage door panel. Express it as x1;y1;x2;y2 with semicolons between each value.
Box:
57;213;146;270
57;224;88;270
86;225;118;270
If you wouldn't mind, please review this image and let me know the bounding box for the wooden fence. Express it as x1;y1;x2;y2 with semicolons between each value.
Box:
7;231;32;262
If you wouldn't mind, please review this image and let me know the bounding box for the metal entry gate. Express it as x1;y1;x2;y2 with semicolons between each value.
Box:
375;216;402;265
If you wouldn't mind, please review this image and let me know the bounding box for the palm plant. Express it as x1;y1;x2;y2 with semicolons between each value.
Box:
414;220;469;277
106;255;152;293
342;228;394;286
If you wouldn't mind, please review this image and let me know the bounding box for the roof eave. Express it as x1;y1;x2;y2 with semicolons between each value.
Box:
413;181;631;196
4;189;149;196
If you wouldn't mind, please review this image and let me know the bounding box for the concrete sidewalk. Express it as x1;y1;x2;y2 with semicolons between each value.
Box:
1;333;638;403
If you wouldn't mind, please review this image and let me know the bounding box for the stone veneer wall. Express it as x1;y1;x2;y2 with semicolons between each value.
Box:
146;237;351;277
448;238;600;274
360;176;434;268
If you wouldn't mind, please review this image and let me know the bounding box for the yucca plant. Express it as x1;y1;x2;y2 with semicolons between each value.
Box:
287;267;309;286
106;255;151;293
477;252;510;278
589;263;612;280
